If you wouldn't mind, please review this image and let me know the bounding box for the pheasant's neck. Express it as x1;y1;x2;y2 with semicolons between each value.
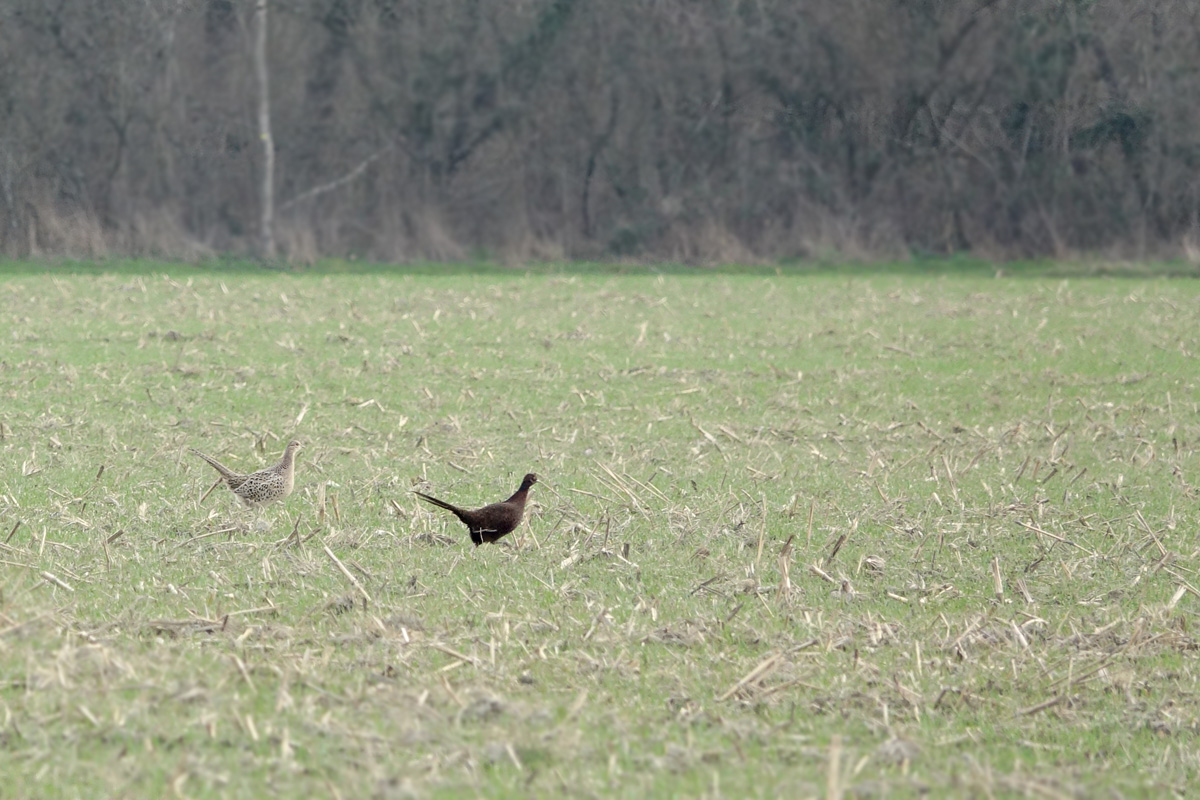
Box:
280;452;296;490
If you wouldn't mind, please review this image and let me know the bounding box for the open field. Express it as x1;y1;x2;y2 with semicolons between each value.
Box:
1;266;1199;798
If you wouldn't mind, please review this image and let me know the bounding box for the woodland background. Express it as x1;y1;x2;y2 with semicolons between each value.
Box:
1;0;1198;263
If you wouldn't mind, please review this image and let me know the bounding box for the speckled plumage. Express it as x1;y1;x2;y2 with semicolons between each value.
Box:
190;440;302;508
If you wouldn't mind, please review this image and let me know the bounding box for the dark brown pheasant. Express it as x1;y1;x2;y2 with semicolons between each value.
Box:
413;473;538;545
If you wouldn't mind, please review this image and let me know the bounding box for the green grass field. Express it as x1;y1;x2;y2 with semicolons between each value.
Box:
1;265;1198;798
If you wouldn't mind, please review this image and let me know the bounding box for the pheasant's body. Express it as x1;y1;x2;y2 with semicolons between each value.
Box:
414;473;538;545
191;440;302;508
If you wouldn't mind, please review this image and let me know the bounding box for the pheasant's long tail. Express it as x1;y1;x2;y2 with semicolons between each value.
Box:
189;449;239;482
413;491;469;522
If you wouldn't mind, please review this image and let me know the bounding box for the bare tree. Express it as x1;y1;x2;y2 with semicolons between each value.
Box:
254;0;275;259
1;0;1199;262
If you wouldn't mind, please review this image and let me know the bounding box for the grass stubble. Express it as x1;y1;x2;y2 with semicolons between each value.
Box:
0;268;1198;798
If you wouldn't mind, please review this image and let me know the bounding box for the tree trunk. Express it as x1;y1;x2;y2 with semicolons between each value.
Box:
254;0;275;259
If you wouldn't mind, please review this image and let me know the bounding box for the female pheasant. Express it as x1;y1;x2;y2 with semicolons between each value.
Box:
190;440;302;508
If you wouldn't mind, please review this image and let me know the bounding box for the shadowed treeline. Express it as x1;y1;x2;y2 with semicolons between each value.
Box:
1;0;1197;263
